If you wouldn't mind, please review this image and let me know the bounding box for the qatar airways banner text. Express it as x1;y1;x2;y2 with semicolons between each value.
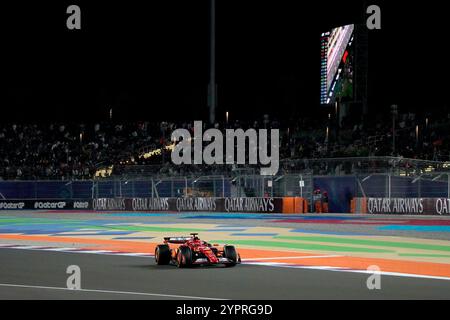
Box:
367;198;450;215
92;197;282;213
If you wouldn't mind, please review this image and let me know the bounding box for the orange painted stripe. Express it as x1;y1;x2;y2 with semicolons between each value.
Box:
264;256;450;278
0;234;155;253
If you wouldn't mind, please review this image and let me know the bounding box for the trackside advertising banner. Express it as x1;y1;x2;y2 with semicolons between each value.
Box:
6;197;449;215
0;197;280;213
0;200;92;211
1;197;284;213
365;198;450;215
92;197;282;213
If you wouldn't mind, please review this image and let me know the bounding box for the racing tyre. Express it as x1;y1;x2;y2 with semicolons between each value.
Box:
176;246;192;268
155;244;171;265
223;245;237;267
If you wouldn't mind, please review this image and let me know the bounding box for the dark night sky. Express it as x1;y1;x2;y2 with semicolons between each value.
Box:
1;0;448;123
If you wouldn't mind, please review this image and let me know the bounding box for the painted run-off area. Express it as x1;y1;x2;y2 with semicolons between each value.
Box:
1;212;450;278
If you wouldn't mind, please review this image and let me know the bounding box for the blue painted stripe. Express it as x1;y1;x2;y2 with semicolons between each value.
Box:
105;213;172;217
206;229;248;232
379;225;450;232
182;214;286;219
289;229;370;236
230;233;278;237
298;216;365;220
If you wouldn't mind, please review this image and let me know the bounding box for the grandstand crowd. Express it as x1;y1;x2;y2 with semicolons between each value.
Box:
1;111;450;180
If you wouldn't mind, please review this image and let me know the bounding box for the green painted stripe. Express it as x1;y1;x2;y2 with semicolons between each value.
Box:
275;236;450;252
398;253;450;258
210;239;395;253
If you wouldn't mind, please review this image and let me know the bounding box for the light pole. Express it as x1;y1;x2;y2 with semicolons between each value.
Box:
208;0;216;125
391;104;398;156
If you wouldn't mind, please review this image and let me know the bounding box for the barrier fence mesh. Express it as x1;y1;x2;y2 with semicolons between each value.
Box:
0;174;314;201
1;157;450;210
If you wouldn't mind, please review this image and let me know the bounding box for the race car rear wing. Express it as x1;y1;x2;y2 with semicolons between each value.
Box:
163;237;192;244
163;233;199;244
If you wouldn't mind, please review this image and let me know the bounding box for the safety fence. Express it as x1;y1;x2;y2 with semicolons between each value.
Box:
0;174;313;200
1;170;450;214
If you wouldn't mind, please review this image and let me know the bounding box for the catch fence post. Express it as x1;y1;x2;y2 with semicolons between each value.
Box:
448;174;450;199
388;174;391;202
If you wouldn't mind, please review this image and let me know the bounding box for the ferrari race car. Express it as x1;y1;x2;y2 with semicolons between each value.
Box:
155;233;241;267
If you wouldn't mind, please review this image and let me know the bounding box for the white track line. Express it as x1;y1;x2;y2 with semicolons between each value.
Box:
331;269;450;281
242;255;342;261
42;248;80;252
0;283;225;300
112;252;152;257
6;245;50;250
74;250;114;254
252;262;450;281
0;246;153;257
2;247;450;281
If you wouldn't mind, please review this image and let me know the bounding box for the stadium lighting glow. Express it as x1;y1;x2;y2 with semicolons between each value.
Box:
94;165;114;178
140;144;175;159
425;166;435;173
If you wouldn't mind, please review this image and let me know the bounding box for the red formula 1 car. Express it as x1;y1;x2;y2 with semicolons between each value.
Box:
154;233;241;268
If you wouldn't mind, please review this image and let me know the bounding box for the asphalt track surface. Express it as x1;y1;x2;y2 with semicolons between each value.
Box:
1;248;450;300
2;211;450;299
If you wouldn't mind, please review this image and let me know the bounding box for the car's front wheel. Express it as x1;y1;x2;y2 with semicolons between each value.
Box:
223;245;238;267
176;246;192;268
155;244;171;265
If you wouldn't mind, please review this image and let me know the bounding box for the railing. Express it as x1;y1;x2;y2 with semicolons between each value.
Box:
355;172;450;199
0;174;313;200
1;172;449;213
109;157;450;177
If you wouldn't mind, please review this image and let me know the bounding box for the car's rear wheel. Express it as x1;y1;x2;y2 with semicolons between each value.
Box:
223;245;237;267
155;244;171;265
176;246;192;268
